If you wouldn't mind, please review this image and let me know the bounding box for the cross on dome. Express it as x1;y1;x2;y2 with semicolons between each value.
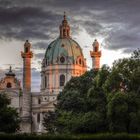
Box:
9;66;12;72
64;11;66;20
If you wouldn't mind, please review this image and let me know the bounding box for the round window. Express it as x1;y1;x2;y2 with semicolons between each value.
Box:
60;56;65;63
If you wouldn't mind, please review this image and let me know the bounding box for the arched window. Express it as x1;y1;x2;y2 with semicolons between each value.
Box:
38;98;41;104
94;46;98;52
60;74;65;86
79;59;82;65
63;29;66;37
7;82;12;88
44;76;47;88
37;113;40;123
25;47;29;53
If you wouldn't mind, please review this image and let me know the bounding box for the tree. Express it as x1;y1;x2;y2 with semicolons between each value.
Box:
107;92;140;133
105;49;140;133
44;68;108;134
43;111;57;134
86;87;107;132
0;93;20;133
57;70;98;113
103;49;140;94
43;49;140;134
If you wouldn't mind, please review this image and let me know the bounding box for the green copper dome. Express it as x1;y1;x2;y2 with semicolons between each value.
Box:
44;13;86;66
45;38;84;65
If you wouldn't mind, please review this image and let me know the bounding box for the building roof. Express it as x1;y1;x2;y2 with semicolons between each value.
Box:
45;38;84;65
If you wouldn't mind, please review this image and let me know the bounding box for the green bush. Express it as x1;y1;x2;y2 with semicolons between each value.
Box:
0;133;140;140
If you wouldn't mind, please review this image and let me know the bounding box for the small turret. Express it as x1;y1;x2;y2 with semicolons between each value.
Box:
90;39;102;70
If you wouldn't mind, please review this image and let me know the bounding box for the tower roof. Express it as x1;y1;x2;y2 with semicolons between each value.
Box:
5;66;15;77
24;40;31;47
93;39;99;48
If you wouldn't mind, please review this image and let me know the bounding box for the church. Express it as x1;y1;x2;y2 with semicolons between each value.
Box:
0;13;101;133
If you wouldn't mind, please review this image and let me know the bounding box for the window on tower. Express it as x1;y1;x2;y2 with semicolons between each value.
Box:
38;98;41;104
7;82;12;88
25;47;29;53
67;30;69;37
37;113;40;123
60;74;65;87
45;76;47;88
79;59;82;65
94;46;98;52
63;29;67;37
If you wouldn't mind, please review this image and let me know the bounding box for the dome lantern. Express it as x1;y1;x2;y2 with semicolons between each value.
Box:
59;12;71;38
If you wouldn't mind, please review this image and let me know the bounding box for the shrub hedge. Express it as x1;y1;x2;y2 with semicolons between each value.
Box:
0;133;140;140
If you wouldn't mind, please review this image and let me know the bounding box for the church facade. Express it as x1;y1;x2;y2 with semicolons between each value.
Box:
0;13;101;133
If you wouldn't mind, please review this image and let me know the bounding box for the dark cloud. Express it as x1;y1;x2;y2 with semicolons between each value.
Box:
34;52;44;60
0;6;61;40
0;0;139;53
0;0;140;52
33;42;48;50
103;23;140;53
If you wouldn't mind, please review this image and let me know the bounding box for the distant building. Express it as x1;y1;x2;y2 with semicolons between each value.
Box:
0;66;21;112
0;13;101;133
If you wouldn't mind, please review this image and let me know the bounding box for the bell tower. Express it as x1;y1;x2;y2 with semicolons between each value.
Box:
21;40;33;133
21;40;33;92
90;39;102;70
59;12;71;38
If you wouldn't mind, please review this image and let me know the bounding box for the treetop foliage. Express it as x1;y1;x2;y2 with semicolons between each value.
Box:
0;93;20;133
43;49;140;134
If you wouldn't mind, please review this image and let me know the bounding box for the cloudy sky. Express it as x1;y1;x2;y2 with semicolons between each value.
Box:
0;0;139;91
